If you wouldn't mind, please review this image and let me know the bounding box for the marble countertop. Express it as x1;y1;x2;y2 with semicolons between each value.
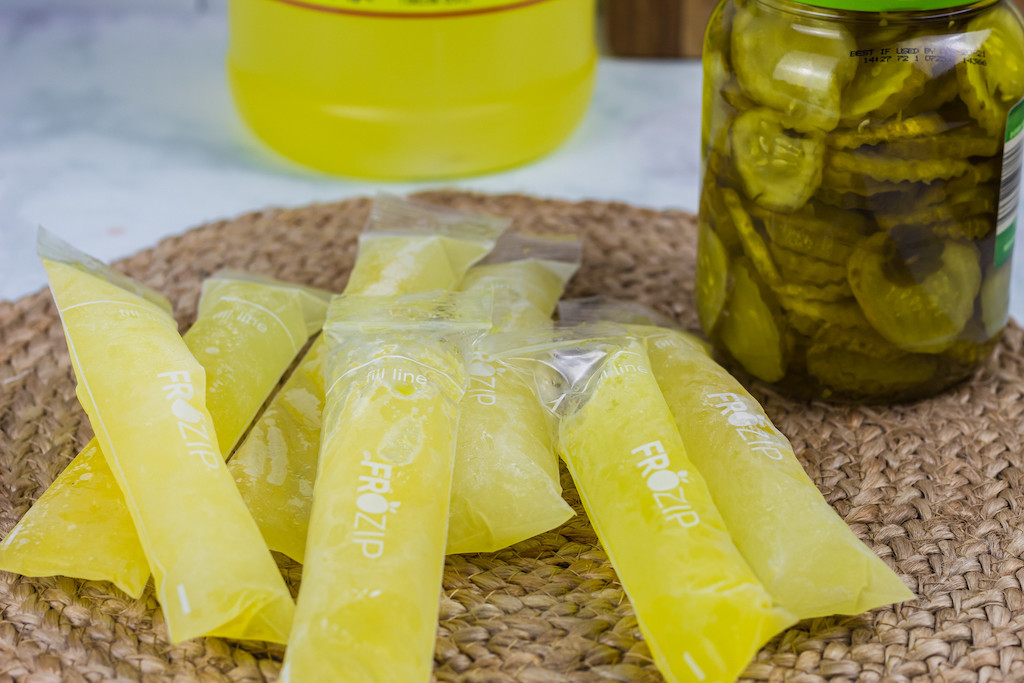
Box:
3;2;1023;322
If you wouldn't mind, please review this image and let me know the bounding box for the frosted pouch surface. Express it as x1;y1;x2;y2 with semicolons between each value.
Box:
345;193;509;295
557;299;917;618
646;328;914;617
0;265;324;607
283;291;488;683
231;195;507;563
192;273;327;453
26;231;294;643
498;329;795;683
447;233;581;554
559;297;915;618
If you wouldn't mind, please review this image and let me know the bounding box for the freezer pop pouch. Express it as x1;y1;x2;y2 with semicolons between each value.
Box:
345;193;510;295
193;271;329;451
24;230;295;643
230;194;508;563
496;328;796;683
199;269;331;342
458;232;582;331
560;298;914;618
283;291;489;683
228;334;329;564
446;233;581;554
0;269;327;601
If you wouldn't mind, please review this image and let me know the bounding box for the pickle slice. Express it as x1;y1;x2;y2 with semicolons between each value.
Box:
822;175;929;197
905;70;961;117
946;184;1000;207
779;294;868;329
755;201;871;265
706;150;743;193
827;113;950;149
723;187;782;286
719;259;787;382
826;150;975;183
865;68;930;123
841;62;926;126
701;182;742;251
812;323;906;361
770;242;849;284
806;344;938;398
787;302;870;338
722;85;756;112
944;337;1000;368
941;163;1000;193
732;108;825;212
816;187;876;211
818;182;951;212
930;216;995;240
880;125;1001;160
848;232;982;353
704;46;736;164
696;215;731;334
877;190;999;231
817;186;915;211
732;2;856;132
776;280;853;303
981;262;1012;339
957;4;1024;135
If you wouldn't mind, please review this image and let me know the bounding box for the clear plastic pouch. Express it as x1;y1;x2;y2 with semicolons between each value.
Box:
459;232;582;331
0;267;326;604
229;195;508;563
494;326;795;683
345;193;510;295
283;290;489;683
22;230;295;643
559;297;915;618
446;233;581;554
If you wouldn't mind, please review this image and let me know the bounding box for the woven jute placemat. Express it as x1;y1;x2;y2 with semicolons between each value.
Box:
2;191;1023;682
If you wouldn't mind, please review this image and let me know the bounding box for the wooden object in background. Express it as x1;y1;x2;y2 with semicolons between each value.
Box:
605;0;718;59
1017;0;1024;15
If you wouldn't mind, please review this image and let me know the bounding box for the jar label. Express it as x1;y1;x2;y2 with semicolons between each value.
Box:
269;0;547;16
995;99;1023;268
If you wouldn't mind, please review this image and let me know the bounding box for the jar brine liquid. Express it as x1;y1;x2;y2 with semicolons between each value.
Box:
227;0;597;179
698;0;1024;402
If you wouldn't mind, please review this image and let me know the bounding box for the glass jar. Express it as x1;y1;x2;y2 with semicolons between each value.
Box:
227;0;597;180
697;0;1024;402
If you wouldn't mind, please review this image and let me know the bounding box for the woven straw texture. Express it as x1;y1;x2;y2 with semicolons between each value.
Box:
1;191;1023;683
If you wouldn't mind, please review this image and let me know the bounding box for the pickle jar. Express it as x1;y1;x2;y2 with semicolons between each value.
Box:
697;0;1024;402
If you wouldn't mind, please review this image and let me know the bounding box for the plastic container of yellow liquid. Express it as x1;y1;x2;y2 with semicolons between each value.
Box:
227;0;598;179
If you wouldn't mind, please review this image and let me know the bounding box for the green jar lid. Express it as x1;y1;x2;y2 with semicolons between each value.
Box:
796;0;979;11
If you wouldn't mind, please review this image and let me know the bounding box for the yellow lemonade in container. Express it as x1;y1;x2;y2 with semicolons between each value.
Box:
227;0;597;179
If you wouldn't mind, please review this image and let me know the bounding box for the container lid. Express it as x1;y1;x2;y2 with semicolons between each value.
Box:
797;0;979;10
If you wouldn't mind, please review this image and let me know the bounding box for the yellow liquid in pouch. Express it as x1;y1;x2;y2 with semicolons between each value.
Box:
231;196;506;562
284;292;486;682
346;234;487;296
0;440;152;596
39;258;294;643
0;269;319;626
285;358;463;683
226;0;596;179
553;341;795;683
447;364;569;554
447;245;580;554
192;277;319;452
230;334;329;563
459;259;577;331
642;327;914;618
